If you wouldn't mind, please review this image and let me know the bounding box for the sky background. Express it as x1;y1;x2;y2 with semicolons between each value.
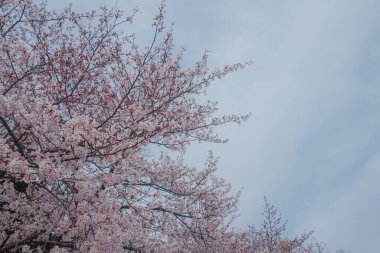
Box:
56;1;380;252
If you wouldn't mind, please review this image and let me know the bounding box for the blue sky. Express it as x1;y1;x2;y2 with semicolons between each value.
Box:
55;1;380;252
161;1;380;252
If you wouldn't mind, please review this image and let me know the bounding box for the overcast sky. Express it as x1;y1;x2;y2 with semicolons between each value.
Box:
56;1;380;252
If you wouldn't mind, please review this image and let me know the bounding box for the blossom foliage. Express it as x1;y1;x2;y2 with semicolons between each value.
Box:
0;1;250;252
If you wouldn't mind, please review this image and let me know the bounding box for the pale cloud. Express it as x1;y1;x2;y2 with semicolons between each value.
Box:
162;1;380;252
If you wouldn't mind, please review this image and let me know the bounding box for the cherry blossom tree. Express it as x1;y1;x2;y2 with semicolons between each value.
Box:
247;197;348;253
0;0;250;252
0;1;350;253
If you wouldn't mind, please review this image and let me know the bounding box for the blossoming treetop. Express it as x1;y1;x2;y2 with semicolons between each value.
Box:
0;1;250;252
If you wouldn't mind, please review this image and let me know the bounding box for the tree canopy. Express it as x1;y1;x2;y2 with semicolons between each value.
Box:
0;1;346;252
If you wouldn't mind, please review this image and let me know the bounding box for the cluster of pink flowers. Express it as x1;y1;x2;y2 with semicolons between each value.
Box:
0;1;346;252
0;1;249;252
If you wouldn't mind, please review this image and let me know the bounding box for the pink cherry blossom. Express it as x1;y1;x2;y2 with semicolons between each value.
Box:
0;1;249;252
